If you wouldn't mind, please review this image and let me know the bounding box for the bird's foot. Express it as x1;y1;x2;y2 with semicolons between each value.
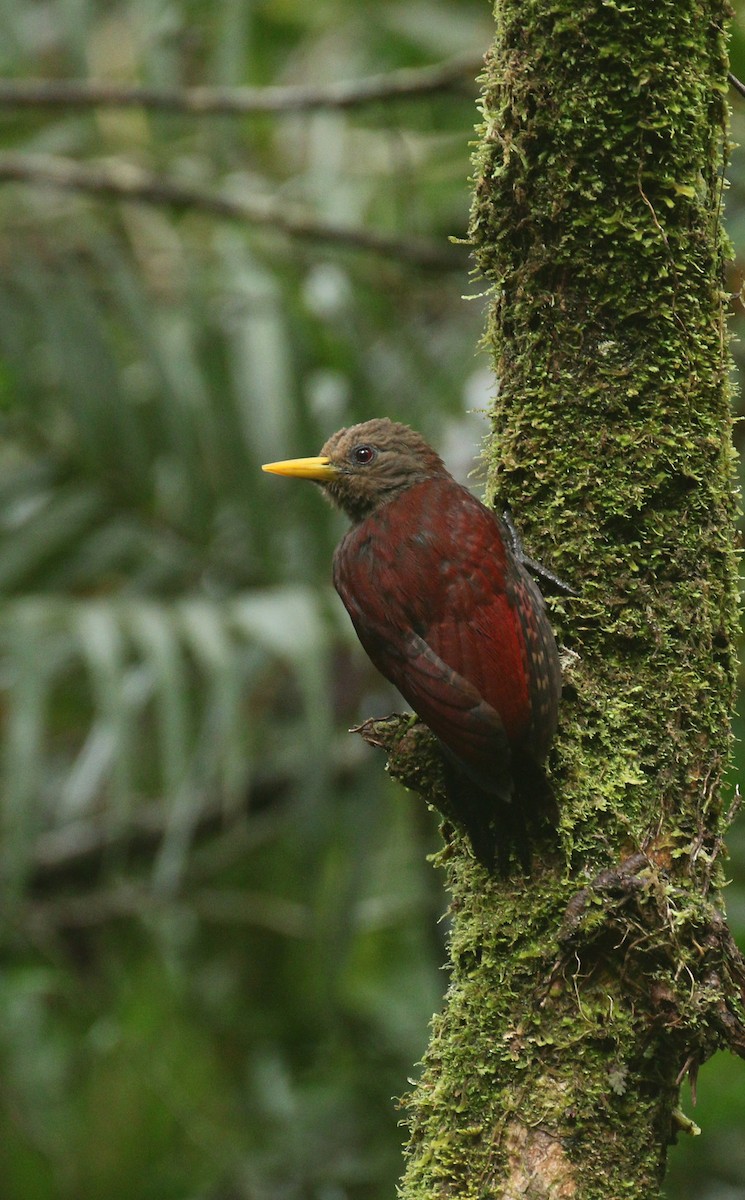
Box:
501;506;578;596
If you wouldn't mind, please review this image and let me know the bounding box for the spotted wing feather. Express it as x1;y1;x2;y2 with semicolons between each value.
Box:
333;475;559;795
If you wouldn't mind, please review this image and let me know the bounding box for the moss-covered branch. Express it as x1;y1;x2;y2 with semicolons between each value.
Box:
377;1;740;1196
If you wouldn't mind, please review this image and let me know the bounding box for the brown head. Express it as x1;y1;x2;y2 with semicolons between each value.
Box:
262;418;449;523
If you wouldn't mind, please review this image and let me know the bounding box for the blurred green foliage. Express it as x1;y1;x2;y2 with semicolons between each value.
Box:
0;1;742;1197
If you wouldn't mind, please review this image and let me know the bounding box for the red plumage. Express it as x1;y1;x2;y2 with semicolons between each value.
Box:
263;418;562;870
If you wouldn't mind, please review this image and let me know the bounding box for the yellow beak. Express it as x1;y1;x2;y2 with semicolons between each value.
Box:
262;455;338;481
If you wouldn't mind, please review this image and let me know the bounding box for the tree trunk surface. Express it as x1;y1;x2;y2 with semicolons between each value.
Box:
397;1;741;1196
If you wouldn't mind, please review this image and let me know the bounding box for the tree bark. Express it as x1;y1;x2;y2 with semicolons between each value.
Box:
389;1;741;1195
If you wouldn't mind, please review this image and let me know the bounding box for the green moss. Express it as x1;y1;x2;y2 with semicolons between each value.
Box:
399;1;739;1197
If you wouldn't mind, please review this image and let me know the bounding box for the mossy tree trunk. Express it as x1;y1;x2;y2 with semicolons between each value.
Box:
392;1;743;1196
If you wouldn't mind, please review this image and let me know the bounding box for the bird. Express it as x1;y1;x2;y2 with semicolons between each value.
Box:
262;417;562;871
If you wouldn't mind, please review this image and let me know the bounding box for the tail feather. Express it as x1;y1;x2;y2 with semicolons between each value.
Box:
441;754;555;874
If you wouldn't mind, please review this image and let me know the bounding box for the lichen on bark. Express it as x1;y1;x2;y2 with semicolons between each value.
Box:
393;1;742;1197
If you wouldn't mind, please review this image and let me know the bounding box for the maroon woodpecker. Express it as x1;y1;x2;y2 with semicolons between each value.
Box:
263;418;562;869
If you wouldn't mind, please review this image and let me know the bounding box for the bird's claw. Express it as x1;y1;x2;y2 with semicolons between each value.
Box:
501;506;578;596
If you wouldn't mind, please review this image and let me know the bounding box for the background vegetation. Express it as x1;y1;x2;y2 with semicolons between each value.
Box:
0;2;742;1197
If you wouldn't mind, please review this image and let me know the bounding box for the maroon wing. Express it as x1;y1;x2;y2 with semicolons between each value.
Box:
507;569;562;760
332;476;559;792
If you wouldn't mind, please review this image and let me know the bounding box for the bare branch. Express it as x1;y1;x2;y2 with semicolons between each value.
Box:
31;787;287;880
0;54;483;116
22;883;311;937
0;152;464;270
728;70;745;101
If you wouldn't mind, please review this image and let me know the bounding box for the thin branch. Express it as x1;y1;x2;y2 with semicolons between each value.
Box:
0;54;483;116
30;785;288;880
728;70;745;100
0;152;464;270
22;882;311;936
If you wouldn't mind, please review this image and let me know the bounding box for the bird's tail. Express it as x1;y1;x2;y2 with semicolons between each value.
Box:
442;755;556;875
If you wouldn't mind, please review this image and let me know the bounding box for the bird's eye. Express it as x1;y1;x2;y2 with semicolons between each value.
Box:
352;444;376;465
